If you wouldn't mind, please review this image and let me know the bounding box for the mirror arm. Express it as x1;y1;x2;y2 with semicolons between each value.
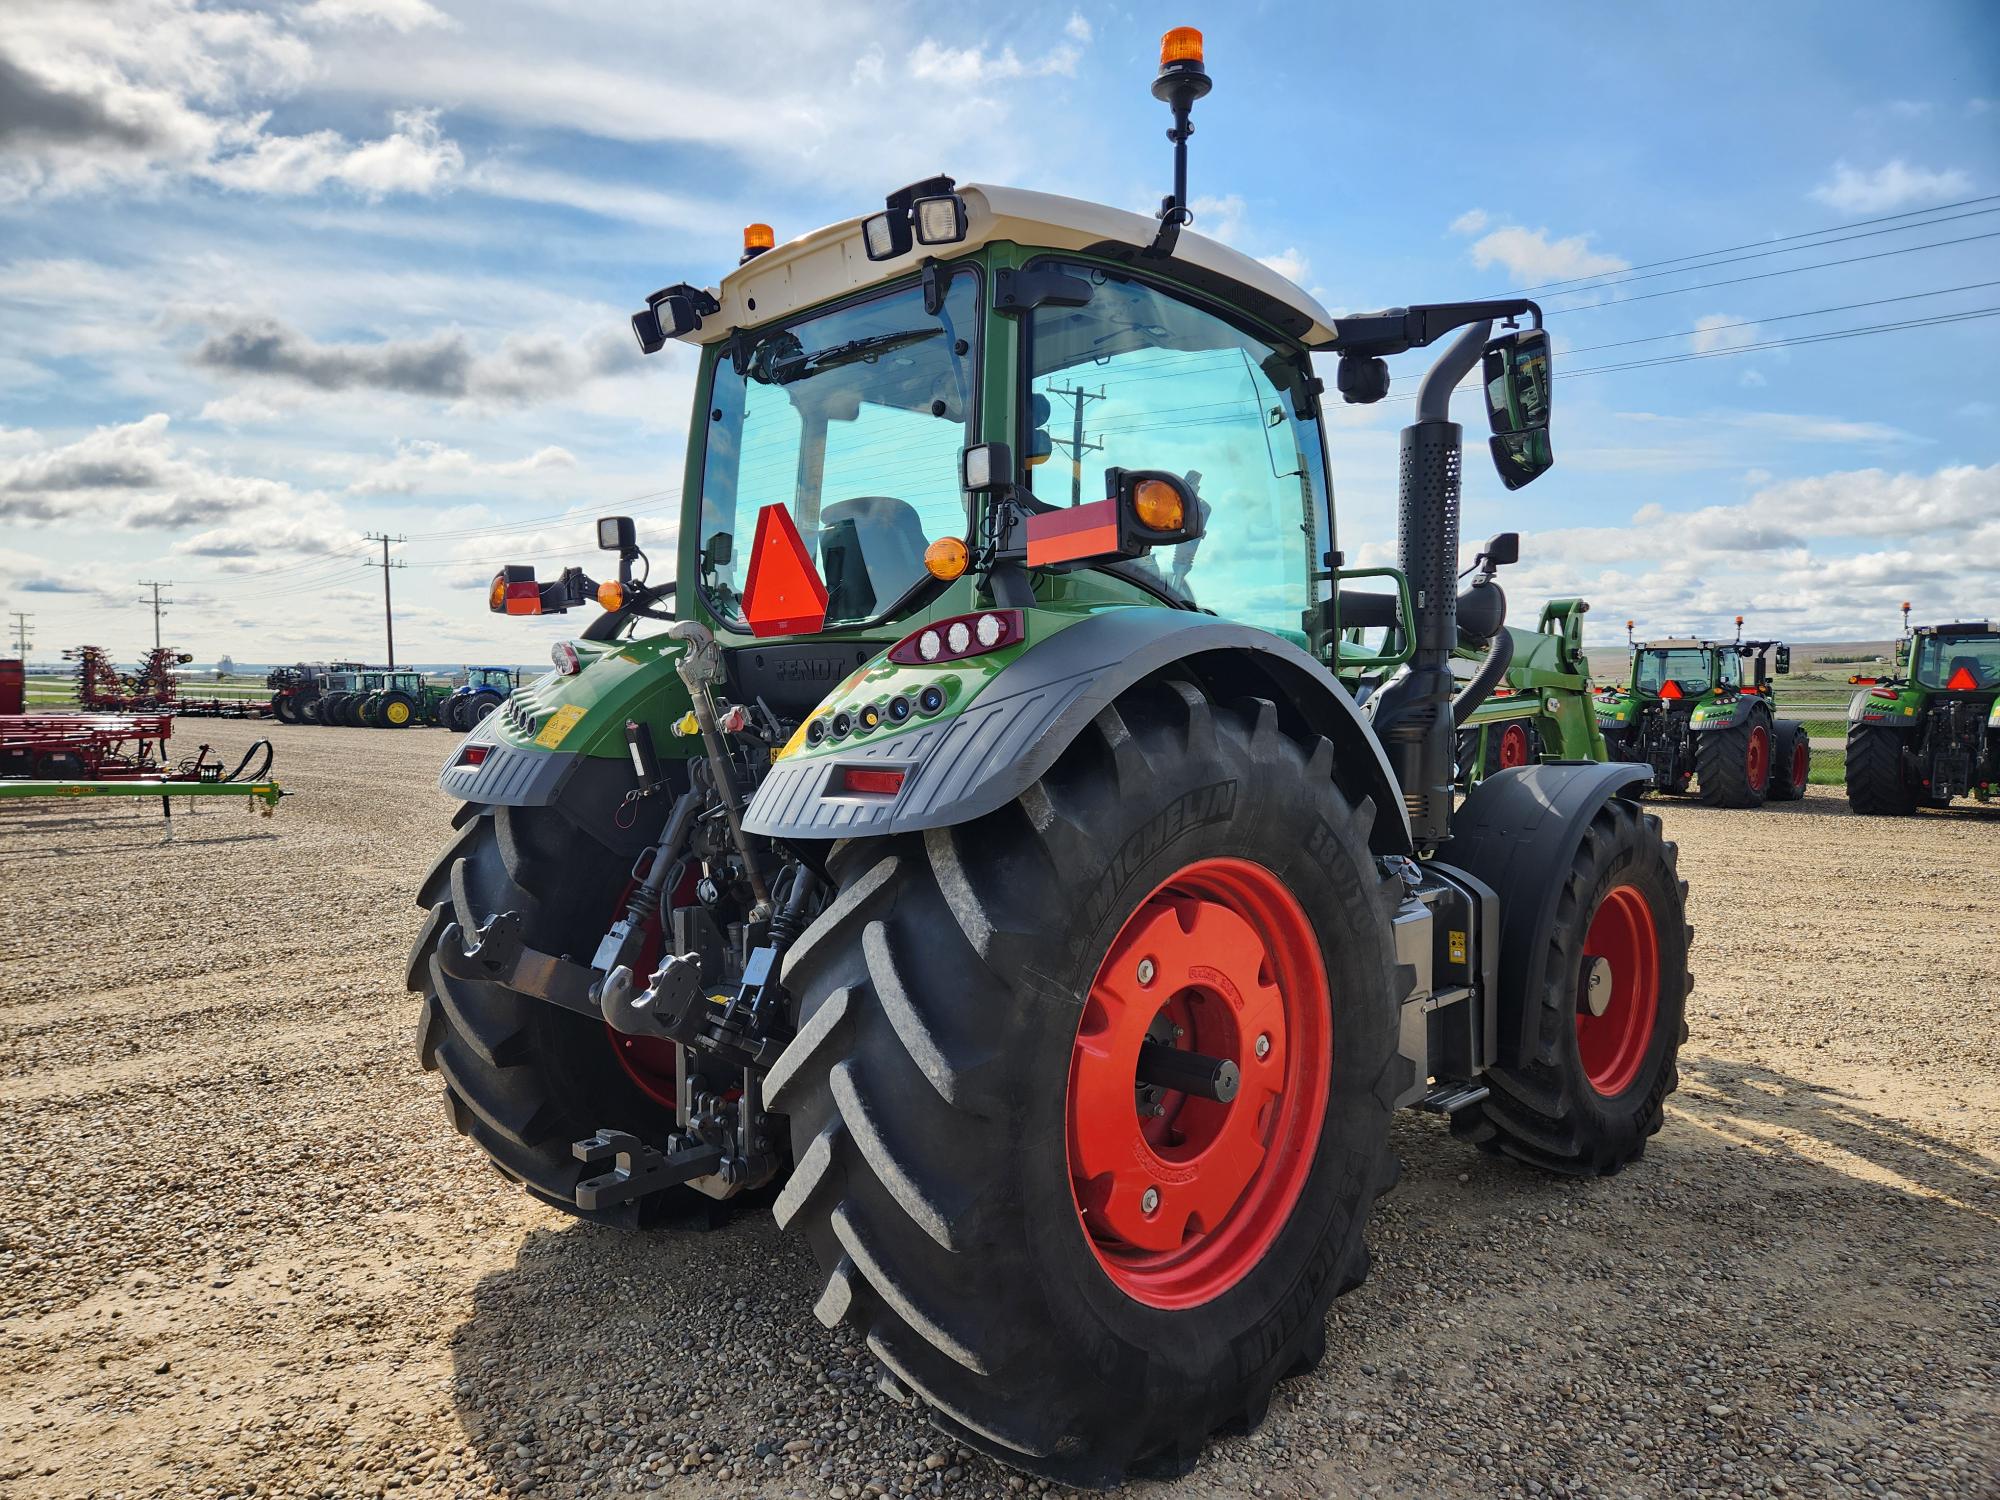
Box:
1417;321;1491;423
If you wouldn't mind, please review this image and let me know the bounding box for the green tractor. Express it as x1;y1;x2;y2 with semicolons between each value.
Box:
1595;618;1808;807
312;668;362;725
1846;603;1999;813
441;666;518;731
1454;597;1606;784
356;669;429;728
409;39;1690;1485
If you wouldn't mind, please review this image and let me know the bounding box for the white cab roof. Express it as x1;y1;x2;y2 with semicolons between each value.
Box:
682;182;1335;347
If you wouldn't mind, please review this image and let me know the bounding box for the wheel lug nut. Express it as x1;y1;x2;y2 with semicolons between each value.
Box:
1137;958;1156;985
1255;1033;1271;1059
1140;1187;1160;1214
1171;1024;1185;1040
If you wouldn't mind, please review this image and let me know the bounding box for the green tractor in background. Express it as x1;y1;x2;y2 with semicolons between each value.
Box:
357;669;429;728
1455;597;1606;784
310;668;362;725
1595;618;1808;807
1846;603;1999;813
441;666;519;731
407;36;1691;1484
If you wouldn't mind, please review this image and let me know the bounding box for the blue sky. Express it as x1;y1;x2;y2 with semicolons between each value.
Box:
1;0;1995;664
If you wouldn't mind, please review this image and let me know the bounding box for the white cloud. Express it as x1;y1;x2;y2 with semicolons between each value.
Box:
1809;159;1973;214
1258;248;1310;285
348;439;578;495
907;35;1083;84
1449;208;1488;236
462;160;733;231
1466;225;1628;283
1064;14;1093;44
1690;314;1761;354
296;0;453;32
199;107;462;197
1739;368;1767;388
1188;194;1247;245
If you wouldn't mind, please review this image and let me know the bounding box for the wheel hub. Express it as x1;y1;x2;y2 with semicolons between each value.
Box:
1573;884;1660;1097
1581;954;1613;1017
1065;857;1330;1309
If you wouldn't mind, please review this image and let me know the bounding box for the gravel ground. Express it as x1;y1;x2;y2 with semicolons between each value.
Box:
2;723;1995;1500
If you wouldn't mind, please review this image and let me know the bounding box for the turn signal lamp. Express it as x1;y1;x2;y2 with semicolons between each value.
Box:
1132;478;1184;532
1159;26;1203;65
924;536;969;581
741;223;774;263
596;580;625;610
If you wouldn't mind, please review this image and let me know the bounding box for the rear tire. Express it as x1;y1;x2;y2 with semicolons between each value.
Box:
1695;712;1771;807
465;692;503;727
379;691;417;728
768;679;1404;1484
272;694;299;725
1845;725;1918;815
300;696;324;725
407;805;692;1226
1767;720;1810;801
1453;797;1690;1175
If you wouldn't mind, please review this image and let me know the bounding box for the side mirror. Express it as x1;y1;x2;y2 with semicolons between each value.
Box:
1776;645;1792;675
1479;531;1520;568
597;516;636;553
1482;327;1554;491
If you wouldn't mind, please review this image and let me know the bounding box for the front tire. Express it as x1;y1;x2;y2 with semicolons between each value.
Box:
1845;725;1918;815
767;679;1404;1484
1767;720;1810;802
272;694;299;724
407;805;689;1225
379;691;416;728
1695;712;1771;807
1454;797;1690;1175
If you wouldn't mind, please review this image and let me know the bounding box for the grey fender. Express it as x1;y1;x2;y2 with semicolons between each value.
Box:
1848;688;1912;725
742;608;1413;854
1687;696;1768;733
1443;761;1651;1071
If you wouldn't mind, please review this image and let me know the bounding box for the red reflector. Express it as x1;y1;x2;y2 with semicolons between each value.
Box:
831;766;905;797
505;581;542;616
459;745;489;767
742;504;829;637
1947;667;1978;690
1026;499;1122;566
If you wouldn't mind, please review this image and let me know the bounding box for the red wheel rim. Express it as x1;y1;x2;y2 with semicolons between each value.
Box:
1792;738;1809;788
1497;723;1531;769
1065;857;1331;1309
1745;723;1770;790
1574;884;1660;1097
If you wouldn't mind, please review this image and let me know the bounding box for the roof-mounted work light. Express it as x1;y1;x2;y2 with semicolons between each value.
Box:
862;174;964;261
631;282;720;355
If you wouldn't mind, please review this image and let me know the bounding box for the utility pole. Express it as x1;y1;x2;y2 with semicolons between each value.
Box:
1046;383;1107;505
363;533;406;668
137;581;173;650
8;611;31;659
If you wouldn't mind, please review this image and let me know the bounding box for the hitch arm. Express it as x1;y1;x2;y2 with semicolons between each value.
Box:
435;910;602;1020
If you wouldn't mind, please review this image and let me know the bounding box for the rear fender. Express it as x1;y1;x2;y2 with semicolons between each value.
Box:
1850;684;1922;725
742;608;1413;855
1687;696;1764;733
1445;761;1651;1071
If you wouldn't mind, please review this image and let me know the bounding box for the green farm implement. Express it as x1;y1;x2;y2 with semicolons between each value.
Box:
1596;617;1807;807
1845;604;1999;813
1455;596;1606;784
407;29;1691;1484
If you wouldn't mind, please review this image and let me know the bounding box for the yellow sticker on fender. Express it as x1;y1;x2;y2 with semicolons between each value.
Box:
535;703;586;748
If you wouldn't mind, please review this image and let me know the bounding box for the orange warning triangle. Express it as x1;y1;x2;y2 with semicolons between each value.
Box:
1947;666;1978;691
1658;680;1682;699
741;503;829;637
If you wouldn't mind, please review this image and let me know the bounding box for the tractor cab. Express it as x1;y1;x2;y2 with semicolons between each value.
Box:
1912;624;2000;694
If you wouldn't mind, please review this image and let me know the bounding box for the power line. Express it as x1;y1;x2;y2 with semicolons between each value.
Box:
1043;383;1107;504
1510;195;2000;298
136;580;173;650
1541;229;2000;313
363;533;406;668
9;612;31;658
1556;279;2000;357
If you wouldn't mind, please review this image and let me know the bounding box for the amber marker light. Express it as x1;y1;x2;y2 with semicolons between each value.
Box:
925;536;970;581
1132;478;1185;532
596;580;625;610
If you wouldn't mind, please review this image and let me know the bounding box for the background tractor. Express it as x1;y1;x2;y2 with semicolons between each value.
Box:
441;666;518;730
1596;618;1808;806
357;669;428;728
407;32;1690;1485
1846;604;1999;813
267;661;357;723
1454;596;1606;785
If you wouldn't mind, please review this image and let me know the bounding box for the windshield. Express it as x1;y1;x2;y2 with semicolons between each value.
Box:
1914;634;2000;689
1025;260;1333;652
697;271;980;633
1637;649;1711;694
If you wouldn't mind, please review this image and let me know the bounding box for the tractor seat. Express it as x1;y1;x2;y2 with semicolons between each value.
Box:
819;496;932;619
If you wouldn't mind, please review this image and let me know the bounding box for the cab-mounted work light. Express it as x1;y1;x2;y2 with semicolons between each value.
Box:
631;282;720;355
862;174;967;261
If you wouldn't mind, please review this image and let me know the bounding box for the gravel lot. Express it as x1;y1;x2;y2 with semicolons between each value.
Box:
3;723;1995;1500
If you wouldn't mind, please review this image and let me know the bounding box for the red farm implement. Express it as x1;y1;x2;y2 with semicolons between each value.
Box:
0;711;283;837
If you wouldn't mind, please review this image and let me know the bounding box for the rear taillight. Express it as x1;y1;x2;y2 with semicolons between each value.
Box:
830;765;906;796
458;745;489;767
551;641;580;674
886;610;1023;666
1869;685;1900;700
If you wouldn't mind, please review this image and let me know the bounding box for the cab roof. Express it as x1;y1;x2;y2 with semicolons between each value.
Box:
681;182;1337;348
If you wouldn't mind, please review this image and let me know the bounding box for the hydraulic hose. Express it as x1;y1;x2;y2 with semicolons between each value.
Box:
1451;610;1514;729
667;622;772;916
222;739;275;783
